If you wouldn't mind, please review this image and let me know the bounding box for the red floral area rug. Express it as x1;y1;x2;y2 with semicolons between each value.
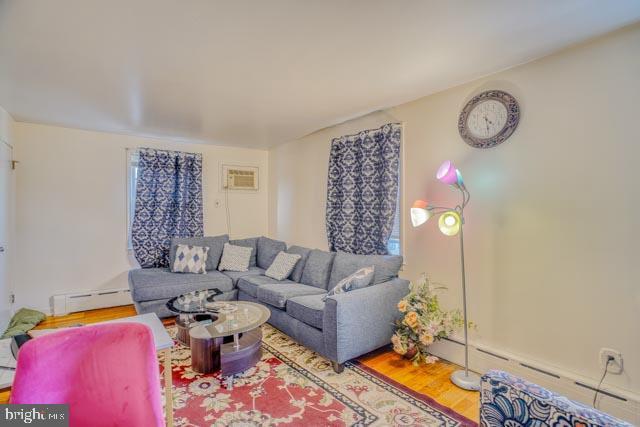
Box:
161;324;475;426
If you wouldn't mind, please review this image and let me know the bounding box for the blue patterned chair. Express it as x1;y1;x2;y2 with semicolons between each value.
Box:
480;370;632;426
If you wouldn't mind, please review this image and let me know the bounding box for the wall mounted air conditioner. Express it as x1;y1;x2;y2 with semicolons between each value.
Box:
221;164;259;191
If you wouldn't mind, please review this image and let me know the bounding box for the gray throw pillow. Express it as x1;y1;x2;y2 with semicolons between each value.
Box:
265;251;301;281
323;266;374;301
218;243;252;272
229;237;258;267
329;252;402;289
171;244;209;274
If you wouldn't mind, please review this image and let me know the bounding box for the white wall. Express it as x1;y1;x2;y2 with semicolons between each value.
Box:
0;105;16;331
14;123;269;313
0;107;14;146
269;23;640;400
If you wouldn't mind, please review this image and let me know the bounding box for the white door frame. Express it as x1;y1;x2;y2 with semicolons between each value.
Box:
0;141;14;332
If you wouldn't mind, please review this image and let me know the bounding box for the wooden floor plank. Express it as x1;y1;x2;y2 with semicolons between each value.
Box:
359;346;480;422
0;305;480;422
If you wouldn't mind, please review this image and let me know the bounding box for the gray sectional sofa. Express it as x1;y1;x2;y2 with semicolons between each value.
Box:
128;235;409;372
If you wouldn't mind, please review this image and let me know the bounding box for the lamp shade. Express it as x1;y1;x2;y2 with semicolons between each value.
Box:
436;160;459;185
410;200;431;227
438;211;461;236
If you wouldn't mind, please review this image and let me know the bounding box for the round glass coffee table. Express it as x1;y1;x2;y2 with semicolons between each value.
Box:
165;288;223;347
189;301;270;377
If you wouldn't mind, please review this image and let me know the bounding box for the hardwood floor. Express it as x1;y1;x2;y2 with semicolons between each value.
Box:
0;305;480;422
359;349;479;422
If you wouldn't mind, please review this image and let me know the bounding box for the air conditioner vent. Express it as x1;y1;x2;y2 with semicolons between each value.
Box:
222;164;259;190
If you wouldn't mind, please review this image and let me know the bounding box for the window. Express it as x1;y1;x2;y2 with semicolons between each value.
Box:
387;162;402;255
126;150;139;249
387;195;401;255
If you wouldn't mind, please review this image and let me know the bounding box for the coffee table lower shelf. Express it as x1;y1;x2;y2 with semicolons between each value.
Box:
191;328;262;376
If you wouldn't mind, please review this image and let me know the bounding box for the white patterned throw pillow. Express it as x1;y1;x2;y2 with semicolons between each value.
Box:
218;243;252;272
171;244;209;274
265;251;301;281
323;266;375;301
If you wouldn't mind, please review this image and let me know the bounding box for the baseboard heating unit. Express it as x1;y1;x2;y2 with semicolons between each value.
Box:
428;336;640;424
51;288;132;316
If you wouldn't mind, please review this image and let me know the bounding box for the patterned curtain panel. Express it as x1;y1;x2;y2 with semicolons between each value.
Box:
326;123;401;255
132;148;204;268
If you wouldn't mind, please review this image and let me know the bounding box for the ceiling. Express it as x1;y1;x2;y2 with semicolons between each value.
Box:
1;1;639;149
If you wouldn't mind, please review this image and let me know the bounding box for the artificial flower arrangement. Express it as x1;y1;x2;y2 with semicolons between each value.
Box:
391;273;464;365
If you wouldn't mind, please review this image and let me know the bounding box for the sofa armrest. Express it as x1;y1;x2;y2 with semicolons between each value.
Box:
480;370;632;427
323;277;409;363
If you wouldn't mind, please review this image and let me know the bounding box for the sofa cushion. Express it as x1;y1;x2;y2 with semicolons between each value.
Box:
257;237;287;269
229;237;258;266
300;250;336;289
257;283;326;309
328;252;403;290
237;275;295;298
221;266;265;286
128;268;233;302
286;246;312;282
287;294;325;330
169;234;229;271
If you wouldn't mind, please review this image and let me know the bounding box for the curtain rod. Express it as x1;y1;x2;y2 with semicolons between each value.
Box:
329;122;404;141
124;147;201;155
298;109;404;140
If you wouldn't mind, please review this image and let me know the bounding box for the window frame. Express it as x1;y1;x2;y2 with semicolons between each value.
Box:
126;149;139;251
386;130;404;257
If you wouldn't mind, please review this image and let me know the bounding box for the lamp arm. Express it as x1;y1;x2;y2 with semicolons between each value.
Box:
429;206;455;212
458;183;470;211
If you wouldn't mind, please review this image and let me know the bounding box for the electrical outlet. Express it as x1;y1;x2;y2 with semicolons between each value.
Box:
599;348;623;374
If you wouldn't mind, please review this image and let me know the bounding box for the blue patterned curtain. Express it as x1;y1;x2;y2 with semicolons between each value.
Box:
326;123;401;255
132;148;203;268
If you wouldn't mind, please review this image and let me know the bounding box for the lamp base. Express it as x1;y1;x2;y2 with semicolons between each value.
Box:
451;370;481;391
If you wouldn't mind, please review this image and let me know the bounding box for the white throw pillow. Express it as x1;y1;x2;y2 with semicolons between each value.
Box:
171;244;209;274
265;251;301;281
323;266;375;301
218;243;252;272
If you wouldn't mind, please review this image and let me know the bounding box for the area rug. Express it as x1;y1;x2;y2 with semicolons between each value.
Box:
161;324;475;426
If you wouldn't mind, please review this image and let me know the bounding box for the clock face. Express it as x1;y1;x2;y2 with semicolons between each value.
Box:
466;100;508;139
458;90;520;149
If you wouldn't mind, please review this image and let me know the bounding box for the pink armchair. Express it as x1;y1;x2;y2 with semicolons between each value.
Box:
10;323;164;427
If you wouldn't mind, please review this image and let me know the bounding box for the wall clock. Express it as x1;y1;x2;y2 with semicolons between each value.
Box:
458;90;520;149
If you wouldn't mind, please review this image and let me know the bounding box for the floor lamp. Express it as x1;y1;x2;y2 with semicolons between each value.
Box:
410;160;480;391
